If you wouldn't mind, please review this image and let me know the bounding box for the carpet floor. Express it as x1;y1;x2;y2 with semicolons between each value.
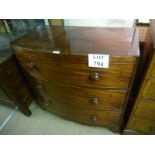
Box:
0;101;117;135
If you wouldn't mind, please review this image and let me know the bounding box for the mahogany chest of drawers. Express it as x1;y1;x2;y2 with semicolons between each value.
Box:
12;26;140;132
124;20;155;134
0;33;33;116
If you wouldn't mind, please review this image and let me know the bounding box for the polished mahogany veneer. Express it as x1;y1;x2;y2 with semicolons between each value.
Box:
12;25;140;132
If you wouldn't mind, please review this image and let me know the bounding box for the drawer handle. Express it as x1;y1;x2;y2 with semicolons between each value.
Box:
89;72;100;80
150;126;155;132
90;97;99;105
27;61;35;68
90;115;97;122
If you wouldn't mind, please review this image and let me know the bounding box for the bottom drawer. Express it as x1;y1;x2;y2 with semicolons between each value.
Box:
45;100;121;128
127;116;155;134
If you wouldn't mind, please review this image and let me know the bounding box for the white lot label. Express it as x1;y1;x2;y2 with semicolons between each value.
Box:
88;54;109;68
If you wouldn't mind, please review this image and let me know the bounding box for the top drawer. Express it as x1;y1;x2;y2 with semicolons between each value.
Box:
15;51;136;89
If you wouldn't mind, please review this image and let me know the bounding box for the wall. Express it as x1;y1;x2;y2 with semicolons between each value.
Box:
64;19;134;27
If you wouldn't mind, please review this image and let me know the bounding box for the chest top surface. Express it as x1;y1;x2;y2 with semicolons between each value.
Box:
12;26;140;57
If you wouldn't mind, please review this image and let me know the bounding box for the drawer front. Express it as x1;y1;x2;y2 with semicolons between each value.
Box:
46;100;121;127
142;78;155;99
16;52;135;89
135;99;155;120
27;75;127;110
128;116;155;134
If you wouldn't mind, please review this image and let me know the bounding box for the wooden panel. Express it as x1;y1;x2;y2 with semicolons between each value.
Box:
142;78;155;99
127;116;155;134
27;75;127;111
135;99;155;120
16;52;135;89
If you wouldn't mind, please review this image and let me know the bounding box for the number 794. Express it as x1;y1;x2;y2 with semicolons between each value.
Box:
94;61;104;67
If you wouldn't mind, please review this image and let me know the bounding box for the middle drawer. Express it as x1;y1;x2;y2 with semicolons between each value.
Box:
27;75;127;111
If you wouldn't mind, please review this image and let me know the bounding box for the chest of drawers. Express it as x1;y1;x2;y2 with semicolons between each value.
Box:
12;26;140;132
124;20;155;134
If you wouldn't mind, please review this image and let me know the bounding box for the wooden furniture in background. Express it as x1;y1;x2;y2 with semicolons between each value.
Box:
124;20;155;134
12;26;140;132
0;33;33;116
121;22;150;130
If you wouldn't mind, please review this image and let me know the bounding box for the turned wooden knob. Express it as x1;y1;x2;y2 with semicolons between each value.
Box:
89;72;100;80
90;115;97;122
27;61;35;68
90;97;99;105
